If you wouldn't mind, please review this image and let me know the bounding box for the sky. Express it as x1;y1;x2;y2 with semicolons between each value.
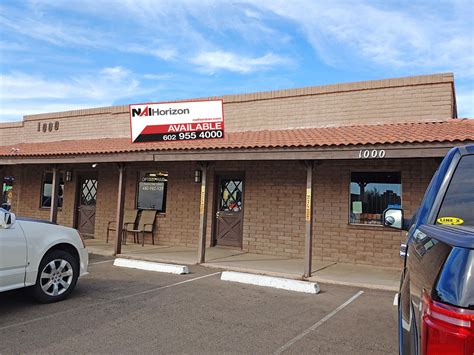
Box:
0;0;473;122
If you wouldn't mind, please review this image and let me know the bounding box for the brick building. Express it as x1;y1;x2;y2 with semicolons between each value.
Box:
1;73;473;274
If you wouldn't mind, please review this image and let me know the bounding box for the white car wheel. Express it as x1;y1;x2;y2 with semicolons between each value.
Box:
40;259;74;297
32;250;79;303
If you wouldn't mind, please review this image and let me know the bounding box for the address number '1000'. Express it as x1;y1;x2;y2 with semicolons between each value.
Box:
358;149;386;159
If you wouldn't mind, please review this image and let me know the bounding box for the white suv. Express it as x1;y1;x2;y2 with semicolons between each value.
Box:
0;208;88;303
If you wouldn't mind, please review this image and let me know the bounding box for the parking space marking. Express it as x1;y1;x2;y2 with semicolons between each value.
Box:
273;290;364;354
88;259;115;265
0;271;221;332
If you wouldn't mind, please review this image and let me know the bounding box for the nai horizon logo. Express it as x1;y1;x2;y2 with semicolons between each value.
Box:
129;99;224;143
131;106;191;117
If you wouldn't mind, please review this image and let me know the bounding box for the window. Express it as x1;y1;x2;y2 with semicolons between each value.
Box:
2;176;14;211
219;179;243;212
436;155;474;227
41;172;65;208
350;172;401;225
137;171;168;212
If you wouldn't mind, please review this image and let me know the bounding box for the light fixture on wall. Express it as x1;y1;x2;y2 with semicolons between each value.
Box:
65;171;72;182
91;163;98;168
194;169;202;183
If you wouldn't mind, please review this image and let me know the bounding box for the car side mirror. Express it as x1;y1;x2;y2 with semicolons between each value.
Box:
383;208;403;230
0;208;16;229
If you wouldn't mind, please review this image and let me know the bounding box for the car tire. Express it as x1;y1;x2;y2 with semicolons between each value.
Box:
31;250;79;303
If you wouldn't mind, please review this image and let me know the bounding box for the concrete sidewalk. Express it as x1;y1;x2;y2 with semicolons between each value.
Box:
85;239;401;291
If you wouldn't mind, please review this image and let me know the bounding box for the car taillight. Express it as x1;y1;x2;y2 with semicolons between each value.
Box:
422;291;474;354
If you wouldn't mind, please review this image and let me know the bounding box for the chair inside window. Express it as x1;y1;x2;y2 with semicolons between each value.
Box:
106;209;139;244
125;210;158;246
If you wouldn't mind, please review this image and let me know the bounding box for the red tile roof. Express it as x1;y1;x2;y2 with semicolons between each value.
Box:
1;119;473;157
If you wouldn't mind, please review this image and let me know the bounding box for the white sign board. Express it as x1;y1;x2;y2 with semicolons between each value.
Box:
129;99;224;143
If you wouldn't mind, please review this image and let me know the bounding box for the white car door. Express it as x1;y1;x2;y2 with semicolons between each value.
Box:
0;211;27;292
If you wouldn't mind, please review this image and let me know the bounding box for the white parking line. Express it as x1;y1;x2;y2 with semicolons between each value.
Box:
273;290;364;354
0;271;221;332
88;259;114;265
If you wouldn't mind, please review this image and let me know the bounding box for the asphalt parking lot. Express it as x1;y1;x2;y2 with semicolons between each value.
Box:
0;254;397;354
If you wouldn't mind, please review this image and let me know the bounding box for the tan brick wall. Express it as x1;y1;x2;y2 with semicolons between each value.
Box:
4;158;438;267
93;162;201;248
2;164;76;227
222;83;453;132
94;167;119;242
195;160;306;255
0;112;129;146
238;161;306;256
312;159;439;266
0;73;455;146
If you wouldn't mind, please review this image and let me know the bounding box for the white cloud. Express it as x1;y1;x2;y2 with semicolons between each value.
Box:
0;66;139;101
71;66;142;100
4;1;472;76
0;67;146;122
192;51;288;74
0;5;179;63
244;8;261;20
0;13;106;48
1;0;472;121
143;73;175;80
0;103;106;119
125;45;178;61
9;1;289;70
0;40;25;51
246;1;474;77
0;72;72;100
149;48;177;61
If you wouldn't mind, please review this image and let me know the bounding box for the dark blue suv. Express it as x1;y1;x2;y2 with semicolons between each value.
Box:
383;145;474;354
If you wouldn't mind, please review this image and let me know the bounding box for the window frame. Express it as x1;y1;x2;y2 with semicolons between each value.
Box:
348;171;402;227
2;176;15;211
40;171;65;209
435;154;474;227
135;171;168;213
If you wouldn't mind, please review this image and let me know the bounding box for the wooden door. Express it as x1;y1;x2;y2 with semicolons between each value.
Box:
76;174;98;237
214;175;244;248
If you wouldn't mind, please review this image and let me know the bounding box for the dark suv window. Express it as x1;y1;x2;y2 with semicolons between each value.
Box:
436;155;474;227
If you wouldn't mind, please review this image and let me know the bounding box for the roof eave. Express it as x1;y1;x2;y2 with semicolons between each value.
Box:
1;141;470;165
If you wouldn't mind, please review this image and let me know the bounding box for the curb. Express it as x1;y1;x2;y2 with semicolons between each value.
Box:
308;276;399;292
118;254;197;266
221;271;320;294
113;258;189;274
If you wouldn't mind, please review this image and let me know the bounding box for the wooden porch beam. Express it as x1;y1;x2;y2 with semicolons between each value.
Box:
197;162;209;264
49;165;59;223
114;164;126;256
304;160;314;278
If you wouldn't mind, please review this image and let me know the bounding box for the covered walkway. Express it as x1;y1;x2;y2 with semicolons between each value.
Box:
85;239;400;291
